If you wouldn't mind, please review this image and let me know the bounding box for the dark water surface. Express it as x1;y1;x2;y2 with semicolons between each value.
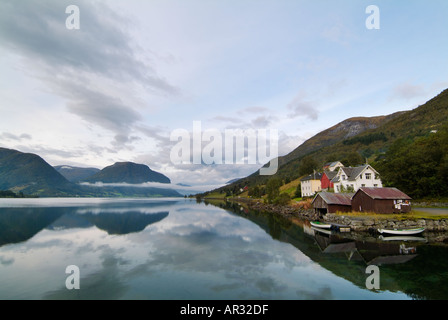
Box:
0;198;447;300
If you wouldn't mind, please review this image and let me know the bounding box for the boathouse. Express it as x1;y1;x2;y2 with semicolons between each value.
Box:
351;187;412;214
312;192;353;216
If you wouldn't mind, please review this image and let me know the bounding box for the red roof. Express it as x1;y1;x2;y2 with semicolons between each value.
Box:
356;187;411;200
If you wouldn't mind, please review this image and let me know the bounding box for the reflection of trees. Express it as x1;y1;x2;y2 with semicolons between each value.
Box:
216;200;448;300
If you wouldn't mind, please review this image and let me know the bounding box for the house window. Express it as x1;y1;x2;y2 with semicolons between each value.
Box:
342;175;346;180
374;184;378;187
365;173;371;179
361;184;366;187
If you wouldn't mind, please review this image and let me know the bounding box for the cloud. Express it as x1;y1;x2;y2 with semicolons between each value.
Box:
0;0;177;94
0;132;32;142
390;83;426;101
0;0;179;151
287;93;319;120
321;21;354;46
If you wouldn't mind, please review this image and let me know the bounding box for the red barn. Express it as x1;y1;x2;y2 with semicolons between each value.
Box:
321;170;337;190
312;192;353;216
351;187;412;214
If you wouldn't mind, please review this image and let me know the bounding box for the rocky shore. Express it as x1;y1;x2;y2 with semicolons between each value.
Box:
323;213;448;232
237;198;448;233
247;201;319;220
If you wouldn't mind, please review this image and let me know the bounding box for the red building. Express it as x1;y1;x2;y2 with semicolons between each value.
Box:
321;170;337;190
351;187;412;214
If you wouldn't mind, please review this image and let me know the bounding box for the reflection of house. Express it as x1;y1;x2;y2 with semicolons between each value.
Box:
351;187;412;214
311;231;418;265
332;164;382;193
312;192;353;215
301;172;323;197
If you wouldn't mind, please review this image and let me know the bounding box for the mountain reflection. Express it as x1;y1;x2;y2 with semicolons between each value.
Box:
0;207;64;247
0;200;173;247
76;211;168;235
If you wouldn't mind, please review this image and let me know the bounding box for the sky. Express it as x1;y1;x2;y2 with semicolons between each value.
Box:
0;0;447;188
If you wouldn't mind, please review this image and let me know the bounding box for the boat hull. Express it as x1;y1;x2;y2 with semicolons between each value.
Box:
310;221;332;229
377;228;425;235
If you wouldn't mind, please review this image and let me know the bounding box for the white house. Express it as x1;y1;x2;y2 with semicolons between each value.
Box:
323;161;344;172
301;172;323;197
332;164;382;193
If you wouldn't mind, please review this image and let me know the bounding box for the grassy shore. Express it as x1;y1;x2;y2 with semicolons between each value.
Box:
328;209;448;221
199;187;448;220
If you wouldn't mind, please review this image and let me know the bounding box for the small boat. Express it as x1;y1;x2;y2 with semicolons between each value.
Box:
311;226;332;235
377;227;425;235
310;221;332;229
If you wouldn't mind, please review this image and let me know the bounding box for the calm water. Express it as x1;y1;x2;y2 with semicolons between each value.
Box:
0;198;447;300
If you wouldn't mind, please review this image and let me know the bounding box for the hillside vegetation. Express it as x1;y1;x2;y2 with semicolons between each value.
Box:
207;88;448;200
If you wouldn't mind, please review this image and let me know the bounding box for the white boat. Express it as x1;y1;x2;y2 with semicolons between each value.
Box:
311;226;332;235
377;227;425;235
378;235;427;242
310;221;332;229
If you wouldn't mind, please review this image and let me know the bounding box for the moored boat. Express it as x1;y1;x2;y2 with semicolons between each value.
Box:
310;221;332;229
377;227;425;235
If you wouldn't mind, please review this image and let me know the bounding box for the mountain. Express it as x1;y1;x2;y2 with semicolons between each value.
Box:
54;165;100;182
0;148;181;197
226;178;242;185
211;88;448;196
0;147;76;196
83;161;171;184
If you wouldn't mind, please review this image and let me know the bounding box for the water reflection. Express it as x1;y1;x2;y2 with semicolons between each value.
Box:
0;200;172;248
308;226;419;265
1;198;447;300
218;200;448;300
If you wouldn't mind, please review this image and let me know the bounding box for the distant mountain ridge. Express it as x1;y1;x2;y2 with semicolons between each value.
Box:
0;148;179;197
0;147;74;196
83;161;171;184
54;165;100;182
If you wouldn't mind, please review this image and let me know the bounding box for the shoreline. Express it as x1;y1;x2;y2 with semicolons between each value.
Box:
214;197;448;242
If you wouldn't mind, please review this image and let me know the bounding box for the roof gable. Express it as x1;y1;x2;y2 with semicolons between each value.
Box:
301;172;323;181
323;170;337;180
313;192;353;206
333;165;379;182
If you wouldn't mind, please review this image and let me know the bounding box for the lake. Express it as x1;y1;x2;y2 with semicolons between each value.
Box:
0;198;447;300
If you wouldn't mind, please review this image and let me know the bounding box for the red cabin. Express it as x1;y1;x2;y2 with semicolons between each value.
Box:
321;170;337;190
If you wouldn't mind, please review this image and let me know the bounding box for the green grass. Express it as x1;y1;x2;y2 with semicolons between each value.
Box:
203;192;227;199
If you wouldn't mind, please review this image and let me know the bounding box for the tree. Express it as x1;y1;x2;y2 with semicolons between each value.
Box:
266;177;282;204
248;185;262;198
273;193;291;206
299;156;317;176
375;126;448;198
294;183;302;199
343;151;364;167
